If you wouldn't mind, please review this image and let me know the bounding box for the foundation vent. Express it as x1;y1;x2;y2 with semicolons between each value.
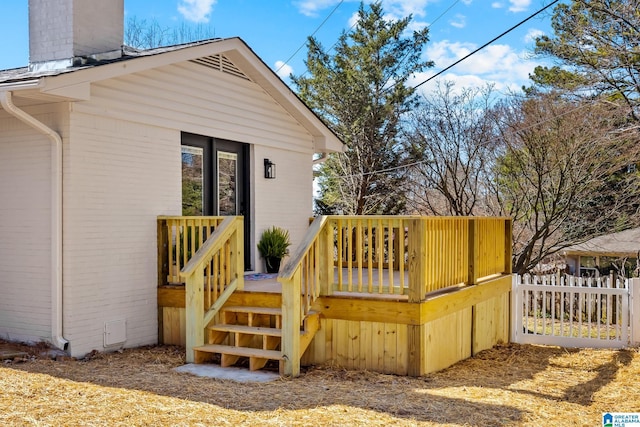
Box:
104;319;127;347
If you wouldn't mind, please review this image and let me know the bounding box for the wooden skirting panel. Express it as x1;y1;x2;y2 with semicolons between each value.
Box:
304;275;512;375
158;275;512;374
161;307;186;345
301;318;410;375
422;308;472;374
472;291;510;356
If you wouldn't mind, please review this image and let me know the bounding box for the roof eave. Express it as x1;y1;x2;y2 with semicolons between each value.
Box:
4;37;346;151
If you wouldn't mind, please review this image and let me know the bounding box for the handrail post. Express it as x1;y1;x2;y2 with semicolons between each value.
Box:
504;218;513;275
157;217;169;287
407;217;426;376
319;217;333;296
185;272;204;363
281;268;301;376
230;217;244;291
408;218;427;303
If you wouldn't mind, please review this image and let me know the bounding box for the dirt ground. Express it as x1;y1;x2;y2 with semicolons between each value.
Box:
0;341;638;426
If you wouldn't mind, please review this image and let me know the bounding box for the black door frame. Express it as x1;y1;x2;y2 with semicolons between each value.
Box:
181;132;252;270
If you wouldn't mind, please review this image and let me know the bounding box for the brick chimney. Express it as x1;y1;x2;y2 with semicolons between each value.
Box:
28;0;124;71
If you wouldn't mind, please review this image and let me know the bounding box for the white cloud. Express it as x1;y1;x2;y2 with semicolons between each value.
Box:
348;11;360;29
491;2;504;8
524;28;544;44
275;61;294;79
411;72;512;96
419;39;540;95
294;0;438;19
294;0;342;17
381;0;431;19
508;0;531;13
449;14;466;29
177;0;217;23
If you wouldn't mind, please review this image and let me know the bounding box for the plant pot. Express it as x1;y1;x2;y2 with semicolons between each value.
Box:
265;256;281;274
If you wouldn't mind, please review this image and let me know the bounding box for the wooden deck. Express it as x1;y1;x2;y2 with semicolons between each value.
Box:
157;215;513;377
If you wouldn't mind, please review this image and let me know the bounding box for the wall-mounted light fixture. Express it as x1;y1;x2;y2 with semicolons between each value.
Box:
264;158;276;179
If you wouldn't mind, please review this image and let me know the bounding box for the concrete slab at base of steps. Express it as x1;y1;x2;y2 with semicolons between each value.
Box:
174;363;281;383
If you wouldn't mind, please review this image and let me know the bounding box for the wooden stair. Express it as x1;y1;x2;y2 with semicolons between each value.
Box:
193;303;320;373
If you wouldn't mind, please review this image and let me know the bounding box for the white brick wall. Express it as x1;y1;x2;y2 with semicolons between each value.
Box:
62;113;180;357
29;0;123;63
0;112;53;343
252;145;314;271
1;57;318;356
77;62;317;270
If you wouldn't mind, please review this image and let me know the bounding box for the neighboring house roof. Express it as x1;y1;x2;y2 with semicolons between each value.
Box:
562;227;640;257
0;37;345;153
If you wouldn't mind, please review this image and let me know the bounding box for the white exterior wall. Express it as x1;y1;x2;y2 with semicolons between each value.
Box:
252;145;313;271
62;59;315;356
63;112;180;356
0;104;66;343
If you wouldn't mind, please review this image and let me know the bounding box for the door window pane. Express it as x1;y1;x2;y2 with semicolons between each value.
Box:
181;146;204;216
218;151;237;215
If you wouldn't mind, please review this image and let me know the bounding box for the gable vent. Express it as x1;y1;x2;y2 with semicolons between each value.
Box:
190;54;250;81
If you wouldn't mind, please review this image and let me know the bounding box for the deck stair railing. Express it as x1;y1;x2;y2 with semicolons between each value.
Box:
278;216;328;376
157;216;226;285
279;215;512;376
177;216;244;362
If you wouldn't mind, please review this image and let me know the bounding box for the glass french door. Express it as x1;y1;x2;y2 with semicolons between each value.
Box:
217;151;238;216
181;133;251;269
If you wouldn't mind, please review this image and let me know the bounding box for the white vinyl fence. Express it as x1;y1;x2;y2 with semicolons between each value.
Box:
512;274;640;348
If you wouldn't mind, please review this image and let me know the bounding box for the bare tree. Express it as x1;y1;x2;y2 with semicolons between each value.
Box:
125;17;215;50
494;92;640;274
406;82;501;215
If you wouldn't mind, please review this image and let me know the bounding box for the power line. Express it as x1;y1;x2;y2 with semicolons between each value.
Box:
276;1;344;73
288;0;463;79
332;98;603;180
412;0;561;90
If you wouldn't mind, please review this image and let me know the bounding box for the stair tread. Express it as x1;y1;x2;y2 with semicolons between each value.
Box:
222;306;282;315
209;324;282;336
194;344;282;360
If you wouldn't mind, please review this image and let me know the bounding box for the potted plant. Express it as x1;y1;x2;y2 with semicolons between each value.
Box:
257;226;291;273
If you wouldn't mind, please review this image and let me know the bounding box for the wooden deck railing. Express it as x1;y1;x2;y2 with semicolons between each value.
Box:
279;215;512;376
332;216;414;295
325;216;512;298
157;216;225;285
178;216;244;363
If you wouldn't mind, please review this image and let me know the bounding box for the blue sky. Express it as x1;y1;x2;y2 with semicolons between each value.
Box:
0;0;560;95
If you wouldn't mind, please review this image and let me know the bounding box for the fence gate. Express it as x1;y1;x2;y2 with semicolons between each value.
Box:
512;274;637;348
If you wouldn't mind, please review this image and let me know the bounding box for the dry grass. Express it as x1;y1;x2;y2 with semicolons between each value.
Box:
1;342;639;426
